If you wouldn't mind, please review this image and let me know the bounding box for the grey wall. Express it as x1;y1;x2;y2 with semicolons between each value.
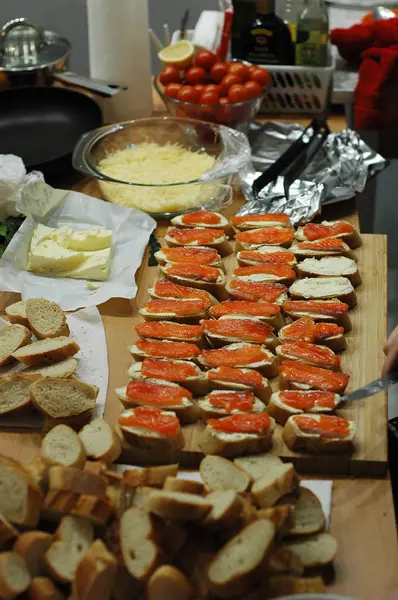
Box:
0;0;218;75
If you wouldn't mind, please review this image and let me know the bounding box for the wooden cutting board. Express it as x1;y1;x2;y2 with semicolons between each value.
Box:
117;232;388;477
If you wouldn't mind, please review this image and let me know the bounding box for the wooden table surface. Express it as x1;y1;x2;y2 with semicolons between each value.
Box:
0;99;396;596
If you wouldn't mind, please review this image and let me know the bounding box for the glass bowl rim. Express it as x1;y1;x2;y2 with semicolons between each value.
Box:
80;116;232;188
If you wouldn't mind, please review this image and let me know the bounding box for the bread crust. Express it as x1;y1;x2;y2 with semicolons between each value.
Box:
146;490;211;521
0;324;32;366
0;456;43;527
163;477;204;495
251;463;299;508
5;301;29;328
78;420;122;465
27;577;64;600
119;424;184;452
26;299;70;340
147;565;193;600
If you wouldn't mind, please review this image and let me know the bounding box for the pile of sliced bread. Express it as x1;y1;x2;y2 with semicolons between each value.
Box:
115;212;362;457
0;434;336;600
1;298;98;428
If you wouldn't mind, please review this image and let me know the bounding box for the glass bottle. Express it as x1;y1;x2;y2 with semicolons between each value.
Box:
295;0;329;66
239;0;295;65
283;0;304;42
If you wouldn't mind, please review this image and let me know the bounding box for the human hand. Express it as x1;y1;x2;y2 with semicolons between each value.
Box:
382;325;398;375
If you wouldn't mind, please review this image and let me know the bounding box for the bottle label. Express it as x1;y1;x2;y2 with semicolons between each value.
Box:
296;31;328;66
246;30;279;64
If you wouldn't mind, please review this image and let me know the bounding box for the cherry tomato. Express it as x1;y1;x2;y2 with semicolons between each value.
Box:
210;62;229;83
184;66;207;85
219;96;230;106
204;84;220;97
159;66;181;86
200;90;219;105
248;65;258;79
228;62;250;82
250;67;272;88
219;73;243;95
243;80;263;100
164;82;183;99
193;84;206;96
195;50;218;71
177;86;200;103
228;84;247;104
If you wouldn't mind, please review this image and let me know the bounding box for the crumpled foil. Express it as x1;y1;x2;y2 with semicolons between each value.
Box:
238;121;386;225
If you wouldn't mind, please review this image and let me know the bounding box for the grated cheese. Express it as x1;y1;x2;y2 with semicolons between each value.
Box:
97;142;216;213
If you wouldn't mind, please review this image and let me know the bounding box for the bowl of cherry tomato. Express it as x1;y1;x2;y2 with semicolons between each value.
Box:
154;50;271;128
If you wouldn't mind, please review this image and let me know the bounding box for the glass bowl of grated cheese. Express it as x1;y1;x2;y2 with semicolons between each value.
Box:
72;117;250;218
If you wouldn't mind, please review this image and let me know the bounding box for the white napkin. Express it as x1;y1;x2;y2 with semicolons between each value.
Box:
0;305;108;427
0;181;156;311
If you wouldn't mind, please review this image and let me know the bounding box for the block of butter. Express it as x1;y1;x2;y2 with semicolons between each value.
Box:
26;224;112;281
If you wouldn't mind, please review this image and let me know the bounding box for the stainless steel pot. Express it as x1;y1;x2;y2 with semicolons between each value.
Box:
0;17;125;97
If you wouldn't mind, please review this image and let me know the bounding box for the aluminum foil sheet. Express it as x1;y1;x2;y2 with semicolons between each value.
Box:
238;121;386;225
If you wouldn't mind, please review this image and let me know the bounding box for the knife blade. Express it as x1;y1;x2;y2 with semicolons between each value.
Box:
180;9;189;41
339;372;398;403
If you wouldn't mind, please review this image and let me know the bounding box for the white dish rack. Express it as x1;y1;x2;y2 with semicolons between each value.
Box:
170;29;334;115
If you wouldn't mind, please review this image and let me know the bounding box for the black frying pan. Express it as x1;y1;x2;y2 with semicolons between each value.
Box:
0;86;102;178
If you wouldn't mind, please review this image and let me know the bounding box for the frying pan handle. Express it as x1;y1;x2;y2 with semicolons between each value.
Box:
54;72;127;98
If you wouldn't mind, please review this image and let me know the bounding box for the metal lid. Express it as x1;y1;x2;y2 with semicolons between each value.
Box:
0;18;70;72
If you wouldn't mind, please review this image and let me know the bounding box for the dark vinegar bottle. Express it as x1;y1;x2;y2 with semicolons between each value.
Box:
239;0;295;65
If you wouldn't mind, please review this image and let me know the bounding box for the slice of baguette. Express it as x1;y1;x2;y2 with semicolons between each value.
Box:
148;565;193;600
281;532;337;568
78;419;121;465
0;374;40;416
41;425;86;469
256;505;295;536
198;343;279;378
0;513;18;547
44;515;93;583
26;298;69;340
120;506;162;581
234;453;287;480
266;546;303;575
5;301;29;327
31;379;98;419
160;263;228;301
0;552;31;600
251;462;299;508
289;277;357;309
123;465;179;488
72;539;117;600
128;361;208;395
297;256;361;287
43;490;113;526
200;455;251;493
198;394;266;421
199;417;275;458
165;228;232;257
282;414;356;453
295;220;362;249
146;490;211;521
279;487;325;536
275;342;340;372
13;531;52;576
262;574;326;596
202;315;279;351
163;477;204;495
268;391;340;425
48;465;106;497
202;490;244;529
0;456;42;527
12;337;80;366
171;212;233;236
118;408;184;452
207;519;275;597
155;246;224;268
27;577;64;600
205;368;271;405
282;299;352;332
291;239;356;260
23;358;78;378
115;381;198;424
0;324;31;366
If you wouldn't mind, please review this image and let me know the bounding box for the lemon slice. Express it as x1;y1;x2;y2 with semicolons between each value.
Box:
158;40;195;68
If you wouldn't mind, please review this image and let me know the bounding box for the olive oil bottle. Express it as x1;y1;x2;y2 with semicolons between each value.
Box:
239;0;295;65
296;0;329;66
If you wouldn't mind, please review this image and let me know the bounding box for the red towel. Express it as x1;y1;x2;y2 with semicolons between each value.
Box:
331;19;398;129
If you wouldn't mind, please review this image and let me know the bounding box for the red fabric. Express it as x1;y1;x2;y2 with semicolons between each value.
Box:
331;19;398;129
